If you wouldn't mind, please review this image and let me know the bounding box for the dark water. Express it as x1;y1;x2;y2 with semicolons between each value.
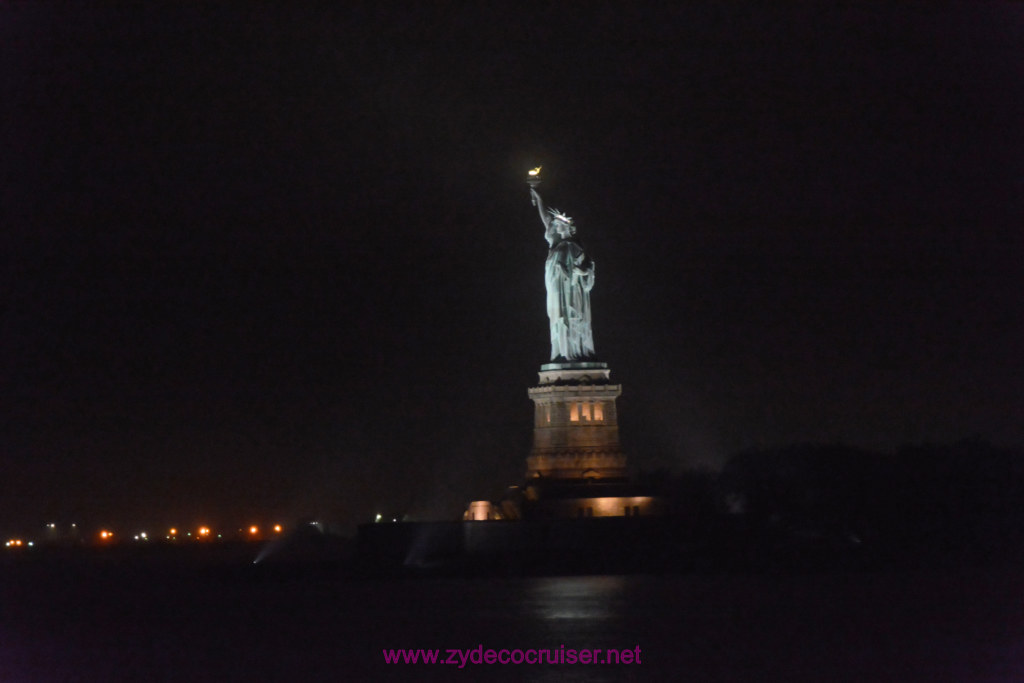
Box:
2;560;1022;682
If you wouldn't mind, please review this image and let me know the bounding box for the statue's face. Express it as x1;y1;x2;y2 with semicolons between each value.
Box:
553;220;573;238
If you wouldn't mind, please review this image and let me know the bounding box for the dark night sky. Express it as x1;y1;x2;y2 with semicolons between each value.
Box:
2;3;1022;535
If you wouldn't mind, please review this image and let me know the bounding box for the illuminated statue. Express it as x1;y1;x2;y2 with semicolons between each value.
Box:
528;174;596;362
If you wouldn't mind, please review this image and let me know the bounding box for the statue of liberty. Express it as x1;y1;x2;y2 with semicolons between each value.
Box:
528;169;596;362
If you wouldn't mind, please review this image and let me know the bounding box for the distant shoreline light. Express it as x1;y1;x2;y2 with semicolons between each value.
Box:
4;520;290;548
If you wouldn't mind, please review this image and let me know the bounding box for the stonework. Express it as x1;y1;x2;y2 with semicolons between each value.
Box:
526;361;628;481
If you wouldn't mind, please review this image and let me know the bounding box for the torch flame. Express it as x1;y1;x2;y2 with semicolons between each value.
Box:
528;166;542;177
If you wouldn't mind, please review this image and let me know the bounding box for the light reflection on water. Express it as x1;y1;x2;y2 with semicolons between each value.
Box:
514;576;639;683
523;575;628;622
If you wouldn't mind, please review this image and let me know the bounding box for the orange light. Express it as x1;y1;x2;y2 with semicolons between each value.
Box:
99;530;112;540
249;526;259;535
198;526;211;537
273;524;282;533
169;528;177;536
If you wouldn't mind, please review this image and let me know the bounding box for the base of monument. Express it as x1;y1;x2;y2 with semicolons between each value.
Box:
538;361;610;385
526;451;629;480
540;361;607;371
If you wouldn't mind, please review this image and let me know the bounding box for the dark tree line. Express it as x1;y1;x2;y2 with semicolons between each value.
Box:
647;439;1024;570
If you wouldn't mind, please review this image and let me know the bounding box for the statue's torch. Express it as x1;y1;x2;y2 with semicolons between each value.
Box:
527;166;542;204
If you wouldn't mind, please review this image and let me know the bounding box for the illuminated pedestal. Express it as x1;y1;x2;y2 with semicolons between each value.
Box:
464;360;666;521
525;362;628;481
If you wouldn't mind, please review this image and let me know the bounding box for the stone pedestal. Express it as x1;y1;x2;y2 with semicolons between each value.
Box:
525;361;628;481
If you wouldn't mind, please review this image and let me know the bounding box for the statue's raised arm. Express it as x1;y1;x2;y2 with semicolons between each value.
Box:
530;186;548;225
529;186;559;247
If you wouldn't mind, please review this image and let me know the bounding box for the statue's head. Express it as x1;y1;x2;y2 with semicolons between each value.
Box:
548;208;575;237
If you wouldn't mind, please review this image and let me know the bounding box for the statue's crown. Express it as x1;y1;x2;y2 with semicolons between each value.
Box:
548;208;573;225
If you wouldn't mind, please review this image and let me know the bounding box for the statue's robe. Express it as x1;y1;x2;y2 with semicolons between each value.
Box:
545;238;595;361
